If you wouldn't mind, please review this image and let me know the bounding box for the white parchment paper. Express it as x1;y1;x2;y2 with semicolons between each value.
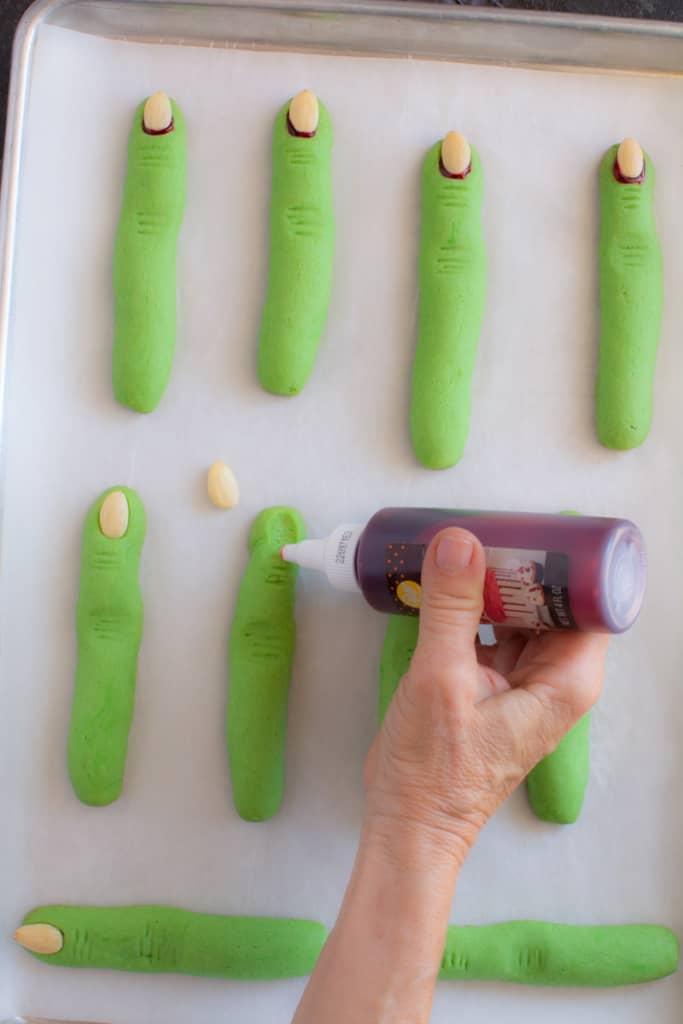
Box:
1;20;682;1023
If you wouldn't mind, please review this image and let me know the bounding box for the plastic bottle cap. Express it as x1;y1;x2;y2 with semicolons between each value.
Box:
281;524;364;593
603;524;647;632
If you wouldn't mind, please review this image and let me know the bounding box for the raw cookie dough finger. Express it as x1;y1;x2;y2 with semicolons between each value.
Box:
17;910;675;987
526;511;591;824
16;905;327;980
113;93;187;413
439;921;678;987
68;487;146;806
378;615;419;725
411;131;486;469
526;713;591;824
597;138;663;449
258;90;334;396
227;506;306;821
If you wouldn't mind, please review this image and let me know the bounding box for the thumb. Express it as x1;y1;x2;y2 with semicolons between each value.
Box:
414;528;486;675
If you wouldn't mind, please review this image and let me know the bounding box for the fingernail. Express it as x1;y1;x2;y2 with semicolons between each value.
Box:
435;534;474;573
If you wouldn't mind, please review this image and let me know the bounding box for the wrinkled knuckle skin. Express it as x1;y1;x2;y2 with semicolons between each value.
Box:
531;681;587;745
423;588;483;624
471;710;543;804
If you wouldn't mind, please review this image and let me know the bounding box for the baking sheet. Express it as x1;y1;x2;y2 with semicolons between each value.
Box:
1;17;682;1023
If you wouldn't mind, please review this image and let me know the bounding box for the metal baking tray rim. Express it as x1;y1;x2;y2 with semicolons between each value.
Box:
2;2;683;1021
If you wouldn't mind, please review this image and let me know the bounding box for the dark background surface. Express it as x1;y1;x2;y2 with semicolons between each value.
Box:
1;0;683;160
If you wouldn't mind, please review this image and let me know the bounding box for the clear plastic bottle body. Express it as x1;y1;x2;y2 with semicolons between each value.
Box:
355;508;646;633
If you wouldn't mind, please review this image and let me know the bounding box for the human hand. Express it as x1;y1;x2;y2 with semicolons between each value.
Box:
295;528;610;1024
364;527;609;865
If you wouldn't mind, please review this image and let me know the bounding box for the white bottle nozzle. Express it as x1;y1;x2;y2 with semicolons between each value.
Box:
281;539;326;572
281;523;364;593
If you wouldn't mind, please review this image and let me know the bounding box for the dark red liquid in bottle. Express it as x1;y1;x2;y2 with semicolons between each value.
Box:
355;508;646;633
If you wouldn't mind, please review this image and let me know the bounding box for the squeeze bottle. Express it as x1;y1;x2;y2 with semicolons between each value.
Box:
281;507;646;633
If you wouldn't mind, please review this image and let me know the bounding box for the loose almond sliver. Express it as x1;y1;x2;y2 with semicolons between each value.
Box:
208;461;240;510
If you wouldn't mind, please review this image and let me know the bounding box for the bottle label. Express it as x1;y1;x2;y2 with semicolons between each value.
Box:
385;543;575;630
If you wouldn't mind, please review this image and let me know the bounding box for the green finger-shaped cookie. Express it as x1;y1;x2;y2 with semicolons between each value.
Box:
17;905;327;980
258;90;334;396
439;921;678;987
526;512;591;824
597;139;663;449
378;615;419;726
411;132;486;469
113;93;187;413
526;714;591;824
228;506;306;821
68;487;146;806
